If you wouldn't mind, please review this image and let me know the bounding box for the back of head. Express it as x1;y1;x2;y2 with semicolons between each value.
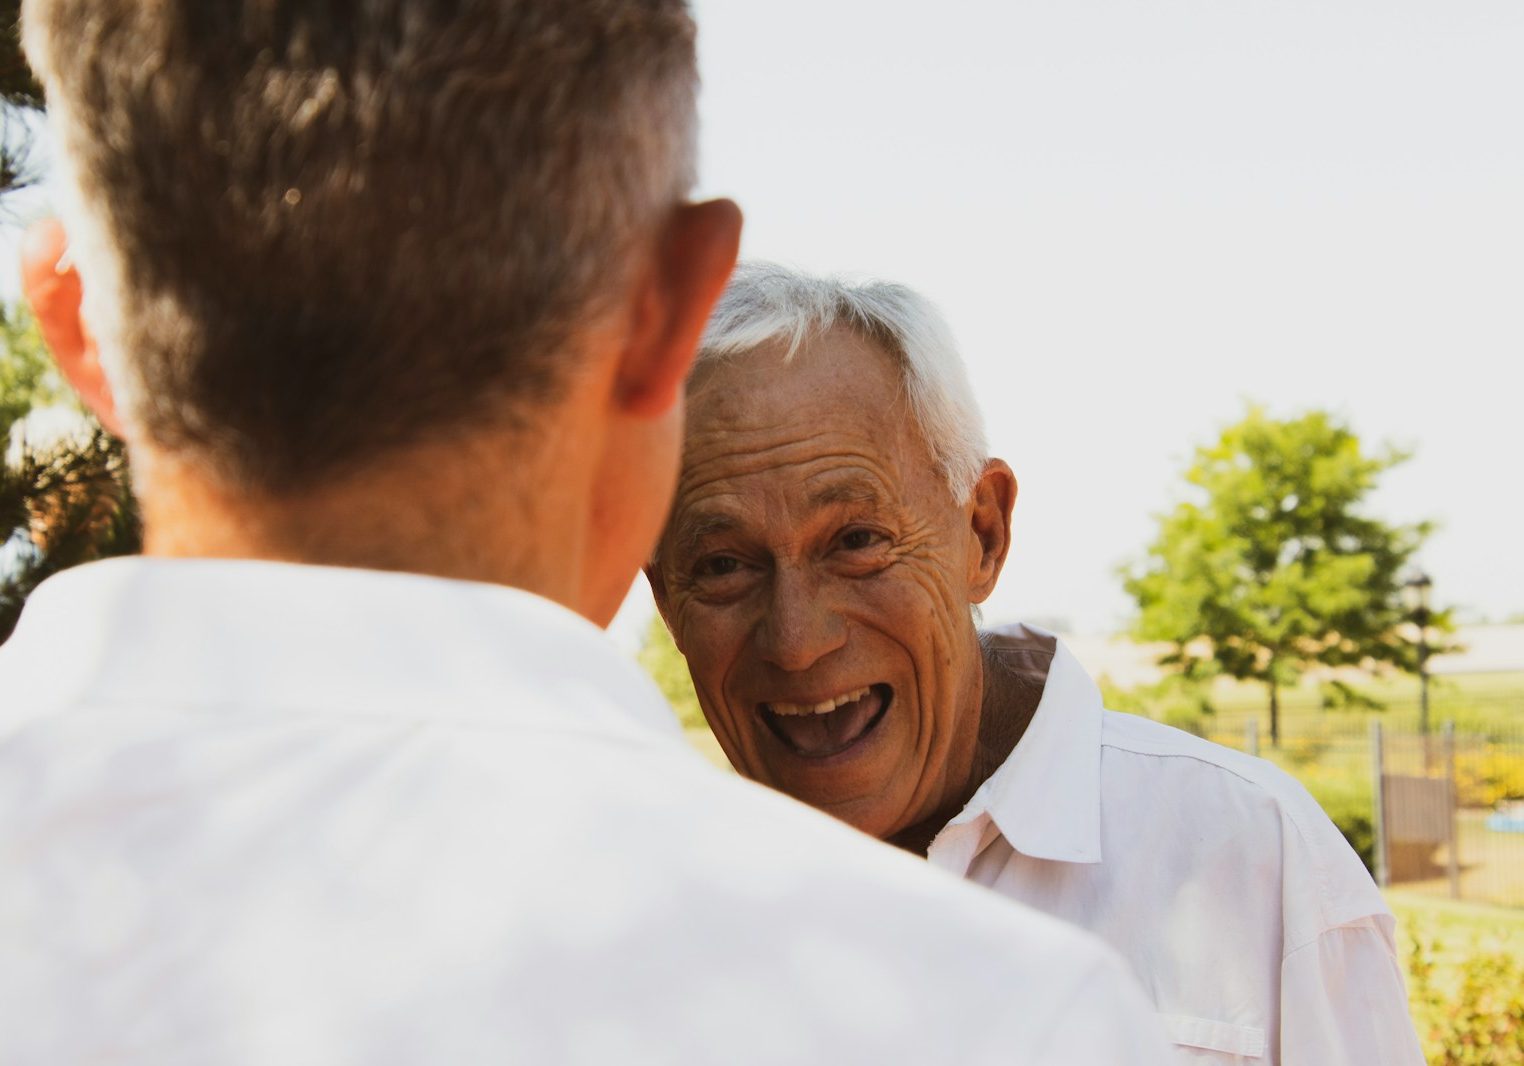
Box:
23;0;698;492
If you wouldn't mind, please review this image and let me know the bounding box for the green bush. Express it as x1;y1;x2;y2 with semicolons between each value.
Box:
1407;920;1524;1065
1454;747;1524;810
1100;674;1215;736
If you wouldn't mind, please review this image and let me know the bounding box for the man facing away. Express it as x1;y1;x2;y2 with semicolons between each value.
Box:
650;263;1426;1065
0;3;1173;1064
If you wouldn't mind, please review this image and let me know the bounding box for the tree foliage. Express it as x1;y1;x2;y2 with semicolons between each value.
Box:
0;0;41;109
0;19;137;644
1;304;140;644
1123;407;1447;743
0;0;41;199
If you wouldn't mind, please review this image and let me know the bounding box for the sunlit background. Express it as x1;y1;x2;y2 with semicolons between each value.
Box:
4;0;1521;643
616;0;1524;643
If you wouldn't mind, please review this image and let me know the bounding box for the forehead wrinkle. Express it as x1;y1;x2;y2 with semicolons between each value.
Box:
804;474;890;512
678;429;887;496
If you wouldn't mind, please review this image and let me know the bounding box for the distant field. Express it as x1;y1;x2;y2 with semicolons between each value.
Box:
1201;671;1524;736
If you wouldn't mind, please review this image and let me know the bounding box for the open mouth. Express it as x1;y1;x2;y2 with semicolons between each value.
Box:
758;683;892;759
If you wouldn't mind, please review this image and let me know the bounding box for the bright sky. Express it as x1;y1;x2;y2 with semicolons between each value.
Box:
674;0;1524;635
5;2;1522;642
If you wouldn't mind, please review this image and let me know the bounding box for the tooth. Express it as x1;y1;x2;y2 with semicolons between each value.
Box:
767;687;876;718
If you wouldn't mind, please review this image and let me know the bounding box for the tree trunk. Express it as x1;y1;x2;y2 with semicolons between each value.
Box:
1268;679;1280;748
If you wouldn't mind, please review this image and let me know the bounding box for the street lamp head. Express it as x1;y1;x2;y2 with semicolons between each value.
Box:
1403;570;1433;613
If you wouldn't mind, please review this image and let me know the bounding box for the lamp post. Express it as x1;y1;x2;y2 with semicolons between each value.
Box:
1403;571;1433;738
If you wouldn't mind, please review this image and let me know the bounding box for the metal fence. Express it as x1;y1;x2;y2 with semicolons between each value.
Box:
1195;701;1524;909
1374;722;1524;908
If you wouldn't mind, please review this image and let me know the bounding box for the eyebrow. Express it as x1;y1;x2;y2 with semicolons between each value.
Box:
669;511;740;561
667;479;889;561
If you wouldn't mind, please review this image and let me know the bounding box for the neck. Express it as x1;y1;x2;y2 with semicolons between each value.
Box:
134;423;597;612
886;636;1041;857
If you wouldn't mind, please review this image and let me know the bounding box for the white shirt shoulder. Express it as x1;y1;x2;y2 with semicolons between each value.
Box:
1098;710;1386;947
0;561;1173;1066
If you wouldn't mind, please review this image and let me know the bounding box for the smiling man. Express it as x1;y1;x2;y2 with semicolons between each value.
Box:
655;297;1013;848
650;262;1426;1065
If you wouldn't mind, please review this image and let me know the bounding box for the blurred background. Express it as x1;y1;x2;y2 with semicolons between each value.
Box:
3;3;1523;1059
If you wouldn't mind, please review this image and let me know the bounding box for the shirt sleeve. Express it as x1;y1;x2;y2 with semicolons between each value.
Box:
1021;954;1176;1066
1280;914;1425;1066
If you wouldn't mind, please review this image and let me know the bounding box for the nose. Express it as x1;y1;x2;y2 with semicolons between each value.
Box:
754;565;847;673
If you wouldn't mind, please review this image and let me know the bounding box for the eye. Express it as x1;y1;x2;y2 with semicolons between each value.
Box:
694;554;742;578
838;527;881;552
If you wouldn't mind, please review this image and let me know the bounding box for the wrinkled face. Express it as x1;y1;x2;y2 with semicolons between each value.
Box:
652;328;990;840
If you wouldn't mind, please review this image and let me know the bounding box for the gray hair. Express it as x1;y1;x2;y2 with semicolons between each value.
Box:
695;263;989;502
24;0;698;492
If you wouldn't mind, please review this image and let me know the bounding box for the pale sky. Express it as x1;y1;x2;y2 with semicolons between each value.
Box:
672;0;1524;636
4;2;1522;642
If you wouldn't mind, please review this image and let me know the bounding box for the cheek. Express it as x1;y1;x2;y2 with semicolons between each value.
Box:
857;564;967;663
676;607;751;732
858;566;974;734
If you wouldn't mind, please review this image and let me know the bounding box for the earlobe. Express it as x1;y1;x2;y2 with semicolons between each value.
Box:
967;459;1017;603
20;218;124;436
617;198;743;417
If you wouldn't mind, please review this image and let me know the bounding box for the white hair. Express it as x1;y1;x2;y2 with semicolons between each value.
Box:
696;262;989;502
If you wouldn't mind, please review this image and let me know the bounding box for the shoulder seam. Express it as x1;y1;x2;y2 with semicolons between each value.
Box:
1282;913;1391;960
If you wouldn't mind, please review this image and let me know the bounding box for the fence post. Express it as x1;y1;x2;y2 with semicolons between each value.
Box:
1245;718;1259;758
1370;720;1388;888
1444;720;1460;901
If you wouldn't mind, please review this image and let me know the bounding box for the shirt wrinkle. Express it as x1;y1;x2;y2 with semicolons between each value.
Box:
933;622;1423;1066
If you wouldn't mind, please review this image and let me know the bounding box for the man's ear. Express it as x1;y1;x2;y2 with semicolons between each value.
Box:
20;218;123;436
616;198;742;416
966;459;1017;603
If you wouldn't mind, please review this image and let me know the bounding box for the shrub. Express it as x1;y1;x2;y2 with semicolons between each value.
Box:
1100;674;1215;736
1454;747;1524;810
1279;731;1333;769
1407;920;1524;1065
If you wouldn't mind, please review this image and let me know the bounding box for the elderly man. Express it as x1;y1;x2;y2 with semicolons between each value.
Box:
650;263;1425;1065
0;4;1173;1064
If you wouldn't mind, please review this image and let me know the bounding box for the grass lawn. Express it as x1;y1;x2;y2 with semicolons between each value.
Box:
1390;889;1524;962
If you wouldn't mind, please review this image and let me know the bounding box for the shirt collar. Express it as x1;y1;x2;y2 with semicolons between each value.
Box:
0;556;684;745
941;623;1105;865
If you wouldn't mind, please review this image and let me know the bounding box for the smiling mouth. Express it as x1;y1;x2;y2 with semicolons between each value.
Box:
758;684;892;759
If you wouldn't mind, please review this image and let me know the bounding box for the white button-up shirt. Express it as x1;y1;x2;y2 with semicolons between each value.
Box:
0;559;1172;1066
928;626;1423;1066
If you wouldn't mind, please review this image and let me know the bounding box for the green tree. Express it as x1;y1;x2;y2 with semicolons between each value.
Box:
1;303;140;644
1122;407;1447;745
0;12;138;644
0;0;42;199
0;303;65;426
0;0;42;108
